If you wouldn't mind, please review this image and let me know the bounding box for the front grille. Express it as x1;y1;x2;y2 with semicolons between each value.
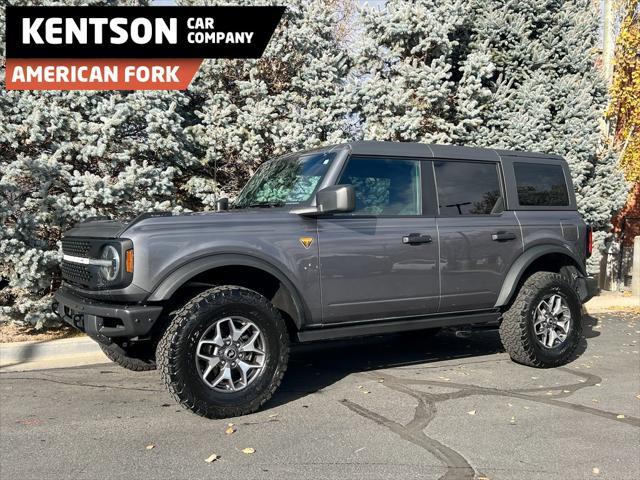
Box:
62;238;91;258
61;237;97;287
60;236;132;290
61;260;92;286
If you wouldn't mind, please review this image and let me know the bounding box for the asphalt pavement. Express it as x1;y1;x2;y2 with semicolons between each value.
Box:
1;312;639;480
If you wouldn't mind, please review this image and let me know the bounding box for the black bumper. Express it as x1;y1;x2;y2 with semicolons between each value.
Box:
53;287;163;343
578;275;599;304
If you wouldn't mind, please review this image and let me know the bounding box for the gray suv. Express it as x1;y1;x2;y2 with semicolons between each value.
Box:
53;141;597;418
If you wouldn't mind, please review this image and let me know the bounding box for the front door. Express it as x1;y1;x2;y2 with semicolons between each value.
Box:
317;156;439;324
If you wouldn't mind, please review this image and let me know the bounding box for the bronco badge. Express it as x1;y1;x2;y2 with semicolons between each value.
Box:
299;236;313;249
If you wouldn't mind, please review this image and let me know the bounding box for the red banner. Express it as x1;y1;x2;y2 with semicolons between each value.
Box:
6;59;203;90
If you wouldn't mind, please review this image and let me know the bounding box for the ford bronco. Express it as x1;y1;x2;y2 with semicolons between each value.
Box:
53;141;597;418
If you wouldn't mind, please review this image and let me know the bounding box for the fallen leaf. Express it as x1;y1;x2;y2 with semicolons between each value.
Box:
16;418;42;426
242;447;256;454
616;414;625;419
146;444;155;450
205;453;219;463
467;410;476;416
225;425;236;435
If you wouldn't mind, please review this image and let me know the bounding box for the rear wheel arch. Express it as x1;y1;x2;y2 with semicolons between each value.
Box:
148;254;309;331
495;246;585;308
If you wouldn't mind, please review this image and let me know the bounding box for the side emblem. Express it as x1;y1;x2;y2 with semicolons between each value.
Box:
299;236;314;249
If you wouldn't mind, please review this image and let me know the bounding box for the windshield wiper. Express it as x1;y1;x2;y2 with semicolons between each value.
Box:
238;202;286;208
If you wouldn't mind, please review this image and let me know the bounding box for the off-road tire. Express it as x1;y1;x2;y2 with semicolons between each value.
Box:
157;286;290;418
100;342;157;371
499;271;582;368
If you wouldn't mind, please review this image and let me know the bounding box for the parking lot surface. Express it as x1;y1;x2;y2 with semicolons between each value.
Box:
1;312;639;480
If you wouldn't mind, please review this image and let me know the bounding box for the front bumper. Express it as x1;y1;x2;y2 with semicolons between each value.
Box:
53;287;163;344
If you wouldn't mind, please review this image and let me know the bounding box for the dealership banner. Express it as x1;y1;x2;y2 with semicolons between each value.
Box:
5;6;285;90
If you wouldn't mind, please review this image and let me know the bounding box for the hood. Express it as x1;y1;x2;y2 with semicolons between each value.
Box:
64;218;128;239
63;209;294;239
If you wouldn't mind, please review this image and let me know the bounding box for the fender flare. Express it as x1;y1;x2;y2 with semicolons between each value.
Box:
147;253;309;328
494;245;586;308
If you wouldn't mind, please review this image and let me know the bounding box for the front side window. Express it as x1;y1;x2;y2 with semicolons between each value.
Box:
338;156;421;216
235;151;336;208
514;162;570;207
434;161;503;215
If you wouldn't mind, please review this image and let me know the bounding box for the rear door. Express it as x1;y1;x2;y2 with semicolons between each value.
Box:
317;155;439;324
434;159;523;312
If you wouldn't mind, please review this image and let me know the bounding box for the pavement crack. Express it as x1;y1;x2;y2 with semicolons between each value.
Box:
364;368;640;428
4;376;163;393
341;363;639;480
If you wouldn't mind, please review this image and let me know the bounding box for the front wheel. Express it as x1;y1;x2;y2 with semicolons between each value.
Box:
499;271;582;368
157;286;289;418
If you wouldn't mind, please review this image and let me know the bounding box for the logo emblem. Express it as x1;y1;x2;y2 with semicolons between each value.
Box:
299;236;314;249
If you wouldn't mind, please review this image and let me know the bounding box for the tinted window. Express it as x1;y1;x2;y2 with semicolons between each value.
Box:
514;162;569;206
434;161;503;215
338;157;421;215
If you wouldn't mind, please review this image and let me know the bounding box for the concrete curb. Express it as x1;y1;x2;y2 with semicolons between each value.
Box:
0;336;108;372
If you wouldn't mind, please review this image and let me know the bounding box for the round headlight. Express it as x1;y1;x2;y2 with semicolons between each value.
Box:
100;245;120;282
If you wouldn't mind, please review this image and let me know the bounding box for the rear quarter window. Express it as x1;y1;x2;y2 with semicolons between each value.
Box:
514;162;569;207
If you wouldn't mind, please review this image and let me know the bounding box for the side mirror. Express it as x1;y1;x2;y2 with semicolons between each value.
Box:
291;185;355;216
316;185;355;214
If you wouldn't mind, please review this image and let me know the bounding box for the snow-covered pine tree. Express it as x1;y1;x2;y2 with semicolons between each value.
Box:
354;0;495;143
0;1;200;326
467;0;628;271
356;0;628;272
1;0;354;326
179;0;353;202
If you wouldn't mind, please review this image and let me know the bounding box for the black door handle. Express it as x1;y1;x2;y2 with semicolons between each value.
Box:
492;231;517;241
402;233;432;245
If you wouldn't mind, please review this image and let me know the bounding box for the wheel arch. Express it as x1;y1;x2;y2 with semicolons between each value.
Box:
147;254;309;330
495;245;586;308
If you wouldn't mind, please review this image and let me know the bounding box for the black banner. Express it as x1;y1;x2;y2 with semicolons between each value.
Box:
6;6;285;59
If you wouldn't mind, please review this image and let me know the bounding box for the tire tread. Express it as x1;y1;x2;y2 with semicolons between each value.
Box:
499;271;582;368
157;285;289;418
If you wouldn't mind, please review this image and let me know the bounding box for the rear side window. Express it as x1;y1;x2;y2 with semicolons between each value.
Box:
514;162;569;206
434;161;504;215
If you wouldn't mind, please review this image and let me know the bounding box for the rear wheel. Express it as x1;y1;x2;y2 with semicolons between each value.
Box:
157;286;289;418
100;342;156;371
499;271;582;367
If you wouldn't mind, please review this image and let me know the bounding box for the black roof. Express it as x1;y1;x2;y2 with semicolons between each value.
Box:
313;141;562;162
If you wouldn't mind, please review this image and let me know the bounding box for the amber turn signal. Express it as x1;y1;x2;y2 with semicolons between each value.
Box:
125;249;134;273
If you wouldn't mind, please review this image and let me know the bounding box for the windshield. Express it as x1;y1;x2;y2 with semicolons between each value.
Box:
234;151;336;208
